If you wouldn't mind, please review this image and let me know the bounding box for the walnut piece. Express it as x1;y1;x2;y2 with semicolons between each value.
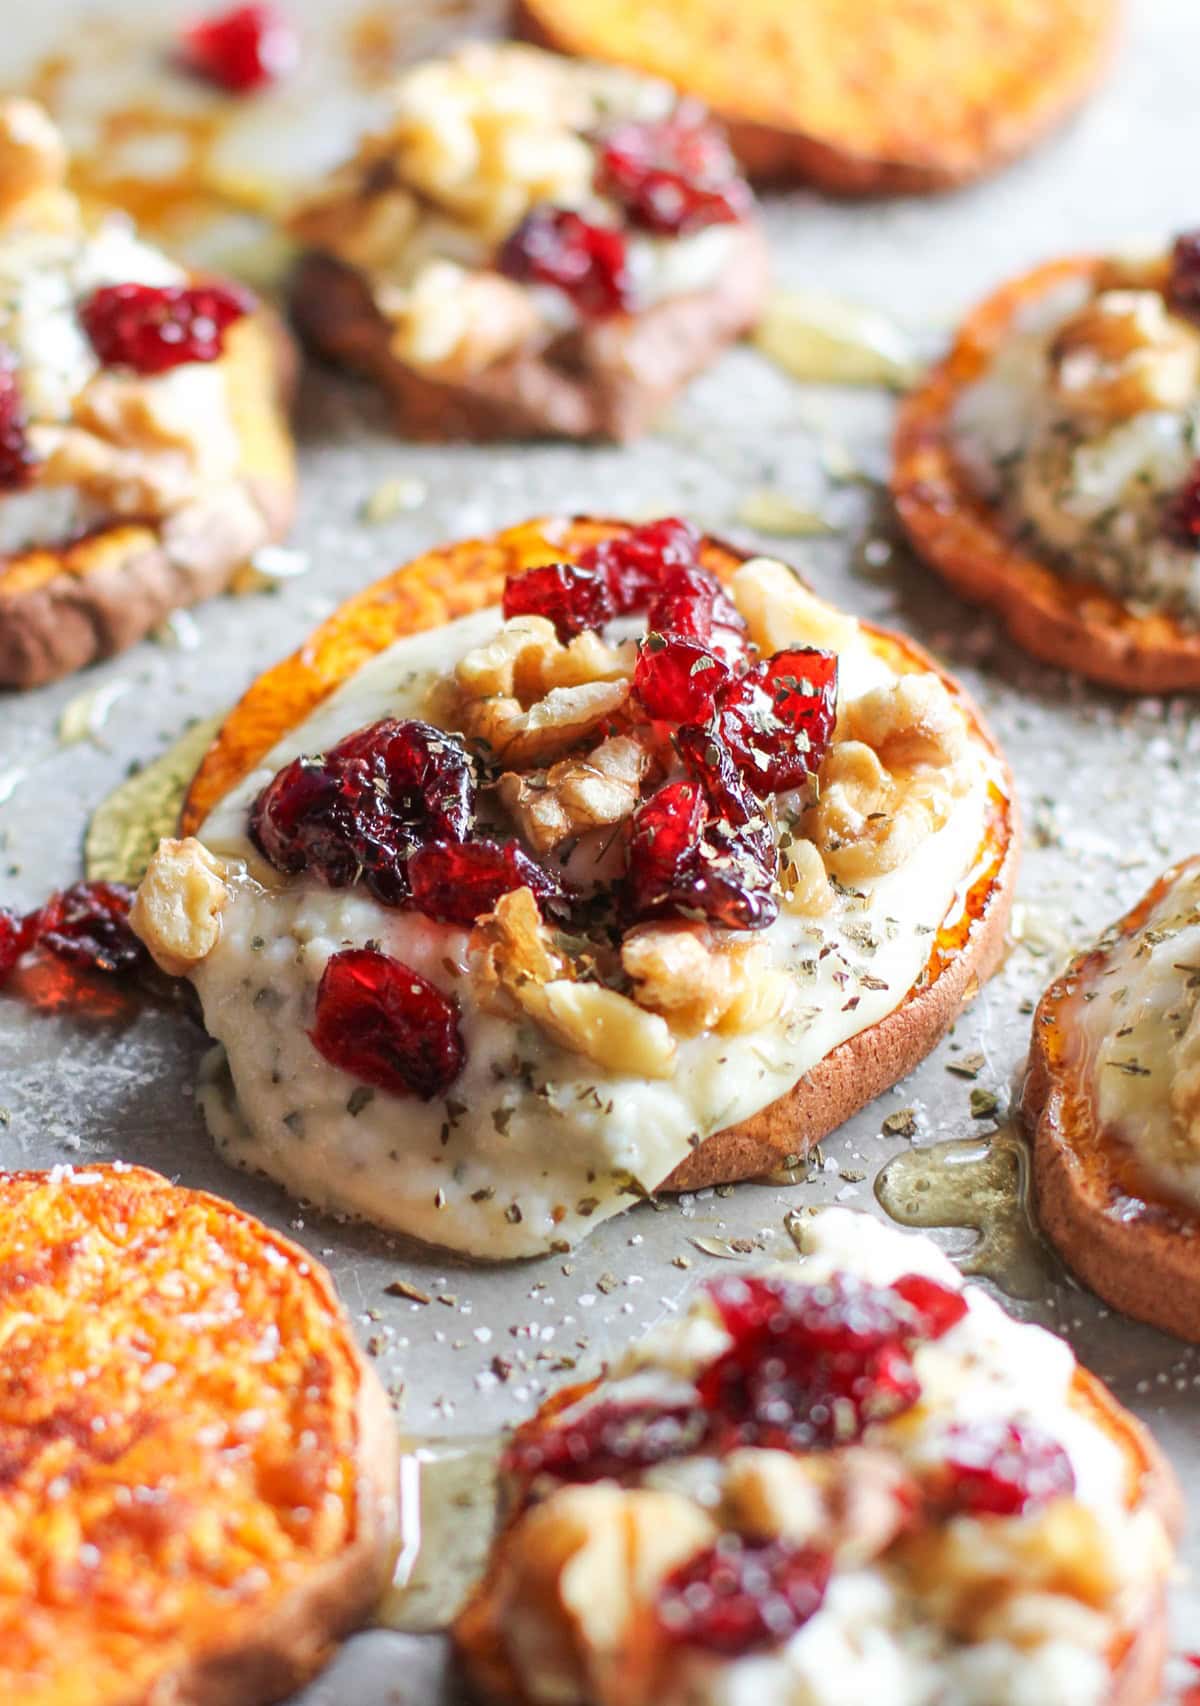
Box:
1048;289;1200;420
499;735;649;853
805;674;974;881
621;922;789;1037
131;837;228;976
377;260;541;378
777;834;834;916
0;99;75;233
723;1446;916;1566
460;679;630;769
730;556;859;660
472;885;568;1015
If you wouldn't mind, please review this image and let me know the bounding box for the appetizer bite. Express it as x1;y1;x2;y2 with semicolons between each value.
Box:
515;0;1117;193
456;1209;1179;1706
132;516;1016;1258
287;44;766;441
0;98;295;689
1025;856;1200;1341
895;236;1200;692
0;1163;397;1706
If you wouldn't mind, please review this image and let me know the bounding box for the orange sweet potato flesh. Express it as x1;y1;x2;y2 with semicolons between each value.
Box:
514;0;1117;192
893;258;1200;692
0;1163;396;1706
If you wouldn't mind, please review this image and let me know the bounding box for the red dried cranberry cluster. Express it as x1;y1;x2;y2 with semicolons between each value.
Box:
498;208;632;319
309;947;464;1101
0;881;147;987
81;282;252;375
506;1396;708;1486
0;345;35;494
937;1418;1076;1517
656;1537;831;1656
178;3;298;93
597;109;752;238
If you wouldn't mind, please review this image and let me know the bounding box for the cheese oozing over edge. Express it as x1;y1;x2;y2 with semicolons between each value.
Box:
190;589;996;1258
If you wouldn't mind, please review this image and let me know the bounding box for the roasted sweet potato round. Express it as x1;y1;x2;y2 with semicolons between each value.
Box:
0;1163;397;1706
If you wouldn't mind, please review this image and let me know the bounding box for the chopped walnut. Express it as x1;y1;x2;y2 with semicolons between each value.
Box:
723;1446;916;1566
0;99;75;233
730;556;858;660
131;837;228;976
499;735;649;853
456;616;633;701
472;885;569;1016
778;834;834;916
805;674;973;881
622;923;788;1037
1048;289;1200;420
460;679;630;769
377;260;541;378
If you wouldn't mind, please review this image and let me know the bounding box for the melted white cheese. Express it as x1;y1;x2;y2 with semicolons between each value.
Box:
1075;864;1200;1206
193;604;992;1259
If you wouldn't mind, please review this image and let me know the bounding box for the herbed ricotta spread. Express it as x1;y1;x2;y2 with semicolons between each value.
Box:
469;1212;1165;1706
950;253;1200;621
181;555;995;1258
1075;861;1200;1208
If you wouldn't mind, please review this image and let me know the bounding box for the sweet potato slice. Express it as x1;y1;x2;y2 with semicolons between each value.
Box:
0;1163;398;1706
0;308;297;690
181;516;1017;1191
514;0;1117;192
893;257;1200;693
1024;856;1200;1342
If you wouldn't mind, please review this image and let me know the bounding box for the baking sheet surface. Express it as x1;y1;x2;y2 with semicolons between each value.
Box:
2;2;1199;1697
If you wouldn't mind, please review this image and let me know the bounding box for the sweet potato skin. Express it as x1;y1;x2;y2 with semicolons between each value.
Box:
0;1163;398;1706
1024;856;1200;1343
0;308;297;691
181;515;1017;1198
514;0;1117;193
290;223;769;444
893;258;1200;693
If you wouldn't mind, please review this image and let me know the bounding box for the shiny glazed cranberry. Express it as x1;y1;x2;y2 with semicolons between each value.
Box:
579;517;702;614
657;1538;831;1656
0;907;33;982
179;3;299;92
505;1397;707;1486
598;111;752;237
1167;230;1200;324
81;282;252;374
625;774;777;932
675;726;774;871
309;947;464;1100
939;1419;1076;1517
502;561;615;640
1164;461;1200;549
716;648;838;792
408;839;561;926
633;634;731;722
0;347;35;493
498;208;631;319
32;882;148;976
697;1270;964;1450
250;718;475;905
646;562;746;646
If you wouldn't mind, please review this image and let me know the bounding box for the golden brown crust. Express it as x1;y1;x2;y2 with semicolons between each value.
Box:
1024;856;1200;1342
893;258;1200;693
0;1163;398;1706
0;309;297;690
181;515;1016;1196
289;228;769;444
514;0;1117;193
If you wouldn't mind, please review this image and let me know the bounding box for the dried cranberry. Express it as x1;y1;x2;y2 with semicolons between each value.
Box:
250;718;475;906
498;208;631;319
1167;230;1200;324
0;346;35;494
598;111;752;238
891;1271;969;1339
715;648;838;793
502;561;615;641
580;518;702;615
625;776;777;932
309;947;464;1101
0;907;33;983
939;1419;1076;1518
696;1270;963;1451
657;1538;831;1656
633;635;731;722
31;882;148;976
81;282;252;375
179;3;298;92
408;839;561;926
675;725;774;872
1164;460;1200;549
646;562;746;646
505;1397;707;1487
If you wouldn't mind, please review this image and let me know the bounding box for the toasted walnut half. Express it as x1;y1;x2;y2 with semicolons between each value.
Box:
460;679;630;769
456;616;633;700
730;557;859;660
1048;289;1200;420
131;837;228;976
621;923;789;1037
499;735;650;854
806;674;973;880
